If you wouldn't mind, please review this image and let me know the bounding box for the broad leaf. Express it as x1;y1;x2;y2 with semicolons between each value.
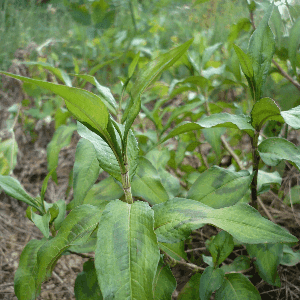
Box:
177;273;201;300
215;273;261;300
153;198;297;244
199;267;224;300
95;200;160;300
158;241;187;261
14;239;47;300
280;245;300;266
220;256;251;273
281;106;300;129
288;17;300;73
30;210;51;239
258;137;300;171
284;185;300;205
257;170;282;195
187;166;252;208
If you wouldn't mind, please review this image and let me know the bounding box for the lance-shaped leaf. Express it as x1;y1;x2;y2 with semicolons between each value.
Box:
122;39;194;146
41;168;57;202
288;17;300;73
177;273;202;300
215;273;260;300
131;157;169;205
153;259;176;300
187;166;253;208
247;2;275;101
35;205;102;291
95;200;160;300
0;71;109;136
251;97;283;131
68;138;100;210
281;106;300;129
0;175;42;213
153;198;297;244
74;260;103;300
161;113;254;143
14;239;47;300
258;137;300;171
200;267;224;300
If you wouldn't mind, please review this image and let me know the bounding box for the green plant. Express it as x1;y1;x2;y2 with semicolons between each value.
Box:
0;7;300;298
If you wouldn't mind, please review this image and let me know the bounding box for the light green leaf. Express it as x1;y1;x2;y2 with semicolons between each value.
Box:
177;273;201;300
161;113;254;144
284;185;300;205
53;199;66;231
215;273;261;300
68;138;100;210
95;200;160;300
158;241;187;261
280;245;300;266
202;43;222;68
258;137;300;171
128;51;140;78
0;137;18;173
257;170;282;195
200;267;224;300
233;44;253;78
247;243;283;286
153;198;298;244
247;2;275;101
14;239;47;300
220;256;251;273
41;167;57;202
131;157;169;205
288;17;300;73
0;71;109;136
74;260;103;300
47;124;77;183
153;259;176;300
193;0;210;5
187;166;252;208
31;210;51;238
281;106;300;129
251;97;283;131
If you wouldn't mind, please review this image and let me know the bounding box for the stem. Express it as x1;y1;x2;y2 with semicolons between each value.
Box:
121;158;133;204
250;131;260;209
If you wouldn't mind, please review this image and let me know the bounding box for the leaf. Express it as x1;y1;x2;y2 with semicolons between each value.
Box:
280;245;300;266
281;105;300;129
251;97;283;131
202;43;222;68
68;138;100;210
95;200;160;300
220;256;251;273
53;199;66;231
31;210;51;238
247;2;275;101
0;175;42;213
288;17;300;73
158;241;187;261
128;51;140;78
153;259;176;300
161;113;254;143
284;185;300;205
47;124;77;183
35;205;102;291
202;127;225;163
0;137;18;172
153;198;297;244
233;44;253;79
0;71;109;136
194;0;210;5
247;243;283;286
258;137;300;171
215;273;261;300
74;260;103;300
187;166;253;208
41;167;57;202
131;157;169;205
257;170;282;195
14;239;47;300
199;267;224;300
177;273;202;300
208;231;234;267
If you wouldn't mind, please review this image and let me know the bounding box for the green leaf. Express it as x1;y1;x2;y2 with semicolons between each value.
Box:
158;241;187;261
128;51;140;78
0;71;109;136
258;137;300;171
193;0;210;5
75;260;103;300
202;128;225;163
14;239;47;300
153;259;176;300
202;43;222;68
0;137;18;173
35;205;102;291
215;273;261;300
187;166;252;208
199;267;224;300
47;124;77;183
257;170;282;195
31;210;51;238
177;273;201;300
233;44;253;79
284;185;300;205
208;231;234;267
131;157;169;205
68;138;100;210
251;97;283;131
281;106;300;129
288;17;300;73
280;245;300;266
220;256;251;273
161;113;254;143
247;243;283;286
53;199;66;231
41;167;57;202
247;2;275;101
95;200;160;300
0;175;42;213
153;198;297;244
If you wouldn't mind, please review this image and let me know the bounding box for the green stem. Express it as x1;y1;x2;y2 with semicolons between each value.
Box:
121;158;133;204
250;131;260;209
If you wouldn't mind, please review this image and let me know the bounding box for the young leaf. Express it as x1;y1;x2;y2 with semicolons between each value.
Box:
288;17;300;73
280;245;300;266
131;157;169;205
128;51;140;78
187;166;252;208
14;239;47;300
215;273;261;300
41;167;57;202
281;106;300;129
158;241;187;261
199;266;224;300
258;137;300;171
233;44;253;79
153;259;176;300
68;138;100;210
247;2;275;101
177;273;202;300
31;210;51;238
74;260;103;300
95;200;160;300
53;199;66;231
153;198;297;244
